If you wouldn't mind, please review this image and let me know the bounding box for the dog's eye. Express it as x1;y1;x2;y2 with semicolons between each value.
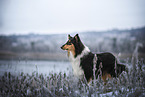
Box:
67;42;71;45
66;40;72;45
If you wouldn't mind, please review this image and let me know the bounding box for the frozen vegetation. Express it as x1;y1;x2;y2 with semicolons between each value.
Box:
0;45;145;97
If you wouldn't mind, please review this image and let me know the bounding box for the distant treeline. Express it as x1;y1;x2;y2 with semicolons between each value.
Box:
0;27;145;56
0;27;145;53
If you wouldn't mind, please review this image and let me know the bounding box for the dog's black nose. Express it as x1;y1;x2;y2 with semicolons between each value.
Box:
61;46;63;49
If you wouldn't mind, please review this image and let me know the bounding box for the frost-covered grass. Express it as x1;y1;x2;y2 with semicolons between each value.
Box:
0;43;145;97
0;59;145;97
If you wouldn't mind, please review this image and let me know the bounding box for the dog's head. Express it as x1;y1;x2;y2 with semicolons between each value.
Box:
61;34;84;57
61;34;78;51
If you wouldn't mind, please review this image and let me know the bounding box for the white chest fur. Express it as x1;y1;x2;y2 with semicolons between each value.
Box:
69;46;90;78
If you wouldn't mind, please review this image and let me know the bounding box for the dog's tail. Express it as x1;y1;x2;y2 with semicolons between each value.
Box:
116;60;128;76
117;63;126;74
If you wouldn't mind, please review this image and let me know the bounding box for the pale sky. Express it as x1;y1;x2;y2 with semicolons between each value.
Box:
0;0;145;35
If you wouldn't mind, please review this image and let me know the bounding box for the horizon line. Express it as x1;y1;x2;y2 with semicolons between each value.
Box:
0;26;144;36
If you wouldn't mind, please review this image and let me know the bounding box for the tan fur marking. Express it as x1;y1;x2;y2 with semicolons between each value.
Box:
88;77;92;83
107;74;112;79
67;51;70;57
101;73;108;82
101;72;112;82
62;43;75;57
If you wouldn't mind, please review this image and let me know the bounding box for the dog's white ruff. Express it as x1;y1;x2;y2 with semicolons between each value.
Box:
69;46;90;78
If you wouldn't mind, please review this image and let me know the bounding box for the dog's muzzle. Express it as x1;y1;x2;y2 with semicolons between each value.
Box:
61;45;64;50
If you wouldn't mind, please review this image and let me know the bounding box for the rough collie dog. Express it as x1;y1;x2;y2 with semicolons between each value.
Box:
61;34;125;83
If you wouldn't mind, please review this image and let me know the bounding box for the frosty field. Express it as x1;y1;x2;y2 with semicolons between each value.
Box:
0;58;145;97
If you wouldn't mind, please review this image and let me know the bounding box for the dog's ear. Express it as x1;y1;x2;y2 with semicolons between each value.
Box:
74;34;80;42
68;34;72;39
